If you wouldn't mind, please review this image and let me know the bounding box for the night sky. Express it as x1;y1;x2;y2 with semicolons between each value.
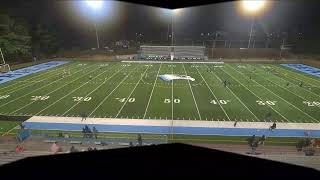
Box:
2;0;320;48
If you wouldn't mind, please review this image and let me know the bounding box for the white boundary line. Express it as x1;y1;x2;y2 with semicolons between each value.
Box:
171;65;174;120
212;70;260;121
0;64;95;110
182;64;202;120
195;66;230;121
0;63;73;92
115;66;150;117
61;65;125;116
8;65;100;115
270;65;320;98
220;65;290;122
230;64;318;123
275;65;320;86
252;64;320;109
0;63;77;95
143;63;162;119
88;66;140;117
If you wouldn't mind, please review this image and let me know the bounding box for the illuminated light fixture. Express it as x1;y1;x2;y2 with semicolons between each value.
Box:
85;0;103;9
242;0;266;12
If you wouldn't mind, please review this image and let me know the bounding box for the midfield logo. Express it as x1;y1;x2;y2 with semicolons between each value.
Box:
158;74;195;82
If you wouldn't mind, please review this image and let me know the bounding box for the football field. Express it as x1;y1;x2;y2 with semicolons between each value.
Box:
0;61;319;123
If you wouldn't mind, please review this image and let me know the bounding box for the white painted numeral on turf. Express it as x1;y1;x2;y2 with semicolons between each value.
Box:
0;95;10;99
164;98;180;104
168;65;176;67
121;64;131;67
73;97;92;102
144;65;153;67
256;100;277;106
78;64;87;66
191;65;199;68
31;96;50;101
116;97;135;103
210;99;230;105
303;101;320;107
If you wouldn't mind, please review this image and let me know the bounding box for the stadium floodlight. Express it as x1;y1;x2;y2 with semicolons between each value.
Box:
85;0;103;10
241;0;266;48
85;0;103;49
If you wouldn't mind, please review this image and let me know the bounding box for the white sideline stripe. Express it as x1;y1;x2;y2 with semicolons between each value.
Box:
0;64;76;95
9;65;100;115
61;65;125;116
182;64;202;120
252;64;320;110
229;64;318;123
271;65;320;98
122;60;224;64
36;67;113;115
115;66;150;117
26;116;320;130
195;66;230;121
221;65;290;122
206;65;260;121
0;64;95;109
143;63;162;119
0;63;73;92
88;66;140;117
275;65;320;85
230;66;319;122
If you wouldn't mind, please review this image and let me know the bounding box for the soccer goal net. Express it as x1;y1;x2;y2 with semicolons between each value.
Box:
0;48;11;73
0;64;11;73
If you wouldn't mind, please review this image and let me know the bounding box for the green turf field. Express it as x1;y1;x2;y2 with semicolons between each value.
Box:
0;61;319;123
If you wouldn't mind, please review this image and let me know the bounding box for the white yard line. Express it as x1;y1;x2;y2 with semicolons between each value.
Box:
61;66;125;116
252;65;320;109
0;63;74;92
115;67;150;118
143;63;162;119
207;65;260;121
270;66;320;98
171;65;174;120
0;64;95;109
220;65;290;122
182;64;202;120
0;64;77;95
9;65;100;115
275;65;320;86
229;64;318;123
195;66;230;121
88;66;140;117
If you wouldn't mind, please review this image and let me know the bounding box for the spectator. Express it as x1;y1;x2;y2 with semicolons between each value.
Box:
137;134;142;146
260;135;266;146
15;145;24;153
19;123;25;130
70;146;78;153
51;142;62;154
92;127;98;139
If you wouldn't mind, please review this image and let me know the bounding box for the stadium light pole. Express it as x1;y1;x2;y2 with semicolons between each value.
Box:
86;0;103;49
241;0;266;48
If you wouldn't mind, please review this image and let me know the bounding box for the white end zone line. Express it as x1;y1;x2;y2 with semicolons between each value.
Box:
182;64;202;120
0;64;95;110
229;64;318;123
143;63;162;119
9;65;101;115
88;66;140;117
251;64;320;110
0;62;74;92
195;66;230;121
220;65;290;122
115;66;150;118
0;63;77;95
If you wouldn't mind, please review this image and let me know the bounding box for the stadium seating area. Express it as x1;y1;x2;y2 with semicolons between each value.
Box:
139;46;206;60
